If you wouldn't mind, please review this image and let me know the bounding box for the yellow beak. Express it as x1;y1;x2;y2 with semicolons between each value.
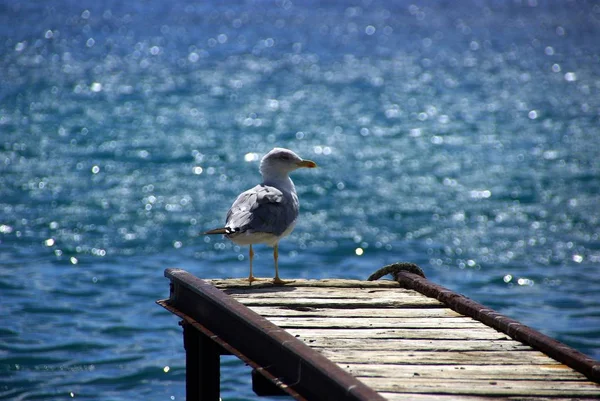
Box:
296;160;317;168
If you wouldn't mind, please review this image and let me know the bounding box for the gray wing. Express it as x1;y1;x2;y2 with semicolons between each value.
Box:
225;184;298;236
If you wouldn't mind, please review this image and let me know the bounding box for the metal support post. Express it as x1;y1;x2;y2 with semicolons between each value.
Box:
182;321;220;401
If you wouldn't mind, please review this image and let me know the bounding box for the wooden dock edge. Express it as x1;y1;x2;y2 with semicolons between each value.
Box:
390;270;600;384
159;268;386;401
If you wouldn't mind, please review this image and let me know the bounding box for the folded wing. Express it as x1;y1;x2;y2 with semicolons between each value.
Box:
226;184;298;237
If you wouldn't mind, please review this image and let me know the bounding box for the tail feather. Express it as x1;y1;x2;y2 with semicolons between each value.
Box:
203;227;229;235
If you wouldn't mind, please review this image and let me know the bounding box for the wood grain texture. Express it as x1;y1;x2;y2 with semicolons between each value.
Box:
321;350;560;365
286;327;511;340
294;337;530;352
265;316;483;328
380;394;600;401
359;377;600;396
247;306;461;318
345;363;584;380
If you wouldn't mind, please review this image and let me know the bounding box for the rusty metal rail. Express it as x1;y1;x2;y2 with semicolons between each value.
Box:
157;268;385;401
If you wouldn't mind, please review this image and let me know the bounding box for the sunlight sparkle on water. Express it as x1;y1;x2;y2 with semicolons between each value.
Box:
313;146;331;155
0;224;13;234
517;278;535;286
469;190;491;199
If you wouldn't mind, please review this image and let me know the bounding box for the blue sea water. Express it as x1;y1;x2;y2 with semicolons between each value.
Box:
1;0;600;399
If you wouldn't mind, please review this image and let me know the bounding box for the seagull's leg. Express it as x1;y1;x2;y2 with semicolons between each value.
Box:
246;245;265;284
247;245;257;283
273;244;279;281
273;243;294;285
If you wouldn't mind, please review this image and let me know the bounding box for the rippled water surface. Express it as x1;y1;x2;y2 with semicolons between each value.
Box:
1;1;600;399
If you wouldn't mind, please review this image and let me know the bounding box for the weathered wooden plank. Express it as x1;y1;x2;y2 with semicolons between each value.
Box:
380;392;600;401
210;278;401;288
360;377;600;396
344;363;585;380
321;350;560;365
248;306;462;318
224;287;432;299
227;297;444;308
380;394;498;401
287;328;511;341
294;337;531;352
266;316;484;329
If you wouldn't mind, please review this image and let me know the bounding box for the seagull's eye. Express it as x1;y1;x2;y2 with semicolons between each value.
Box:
279;154;291;160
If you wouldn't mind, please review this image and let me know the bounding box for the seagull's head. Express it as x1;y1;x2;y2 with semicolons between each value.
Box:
260;148;317;177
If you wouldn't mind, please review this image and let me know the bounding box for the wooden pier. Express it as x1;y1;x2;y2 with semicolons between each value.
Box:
157;266;600;400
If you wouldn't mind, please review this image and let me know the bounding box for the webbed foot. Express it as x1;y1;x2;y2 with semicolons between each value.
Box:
247;276;265;284
272;277;294;285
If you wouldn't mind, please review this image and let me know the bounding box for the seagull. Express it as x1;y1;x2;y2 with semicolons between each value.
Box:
204;148;317;284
